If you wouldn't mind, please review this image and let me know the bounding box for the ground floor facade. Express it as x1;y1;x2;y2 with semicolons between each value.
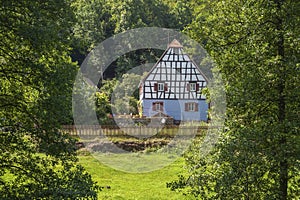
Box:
141;99;208;121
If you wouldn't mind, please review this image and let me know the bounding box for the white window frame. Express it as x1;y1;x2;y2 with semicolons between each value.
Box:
158;83;165;91
153;102;163;111
155;103;162;111
189;82;196;91
188;103;195;111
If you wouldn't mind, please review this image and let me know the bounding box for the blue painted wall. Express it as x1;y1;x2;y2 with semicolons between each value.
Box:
142;99;208;121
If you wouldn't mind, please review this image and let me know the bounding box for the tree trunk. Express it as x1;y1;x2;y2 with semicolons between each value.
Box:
275;0;288;199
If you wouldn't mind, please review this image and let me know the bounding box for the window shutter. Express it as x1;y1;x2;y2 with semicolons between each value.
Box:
154;83;158;91
185;103;188;111
196;84;199;92
164;83;168;91
152;102;156;111
195;103;199;111
186;83;190;91
160;102;164;111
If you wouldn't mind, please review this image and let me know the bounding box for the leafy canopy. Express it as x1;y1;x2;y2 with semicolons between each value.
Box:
168;0;300;199
0;0;99;199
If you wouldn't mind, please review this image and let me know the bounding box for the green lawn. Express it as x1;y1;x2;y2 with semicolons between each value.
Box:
79;155;194;200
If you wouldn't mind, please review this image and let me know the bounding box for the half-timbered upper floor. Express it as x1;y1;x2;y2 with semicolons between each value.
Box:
140;39;208;100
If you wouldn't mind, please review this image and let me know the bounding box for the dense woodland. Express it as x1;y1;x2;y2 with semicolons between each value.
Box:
0;0;299;199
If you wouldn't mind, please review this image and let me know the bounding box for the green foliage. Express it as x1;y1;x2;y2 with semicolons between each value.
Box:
107;0;193;77
70;0;194;76
71;0;115;53
95;91;113;125
164;0;194;30
107;0;179;33
170;0;300;199
94;79;117;125
112;73;142;115
0;130;98;199
0;0;98;198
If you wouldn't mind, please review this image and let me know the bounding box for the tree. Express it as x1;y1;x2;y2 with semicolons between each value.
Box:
95;79;118;125
108;0;185;77
70;0;193;77
112;73;142;115
164;0;194;30
169;0;300;199
0;0;98;198
71;0;115;63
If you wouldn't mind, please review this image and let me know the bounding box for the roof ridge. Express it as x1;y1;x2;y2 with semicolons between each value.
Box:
168;39;183;48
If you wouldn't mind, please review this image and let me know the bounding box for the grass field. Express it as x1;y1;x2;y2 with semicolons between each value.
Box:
79;154;194;200
76;125;205;199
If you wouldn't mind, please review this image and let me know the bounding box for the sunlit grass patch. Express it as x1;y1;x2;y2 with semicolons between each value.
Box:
78;155;194;200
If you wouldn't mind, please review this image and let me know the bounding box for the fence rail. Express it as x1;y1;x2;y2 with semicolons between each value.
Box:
62;125;220;137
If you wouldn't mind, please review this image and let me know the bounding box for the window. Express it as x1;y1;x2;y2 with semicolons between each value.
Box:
158;83;165;91
152;102;163;111
187;82;199;92
188;103;195;111
189;83;196;91
154;82;168;91
185;102;198;112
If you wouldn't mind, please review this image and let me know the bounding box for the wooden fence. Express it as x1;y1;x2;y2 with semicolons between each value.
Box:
61;125;215;137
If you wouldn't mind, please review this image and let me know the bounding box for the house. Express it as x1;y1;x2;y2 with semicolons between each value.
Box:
139;39;209;122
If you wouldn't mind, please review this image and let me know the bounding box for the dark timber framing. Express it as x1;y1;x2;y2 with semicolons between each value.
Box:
142;40;208;101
